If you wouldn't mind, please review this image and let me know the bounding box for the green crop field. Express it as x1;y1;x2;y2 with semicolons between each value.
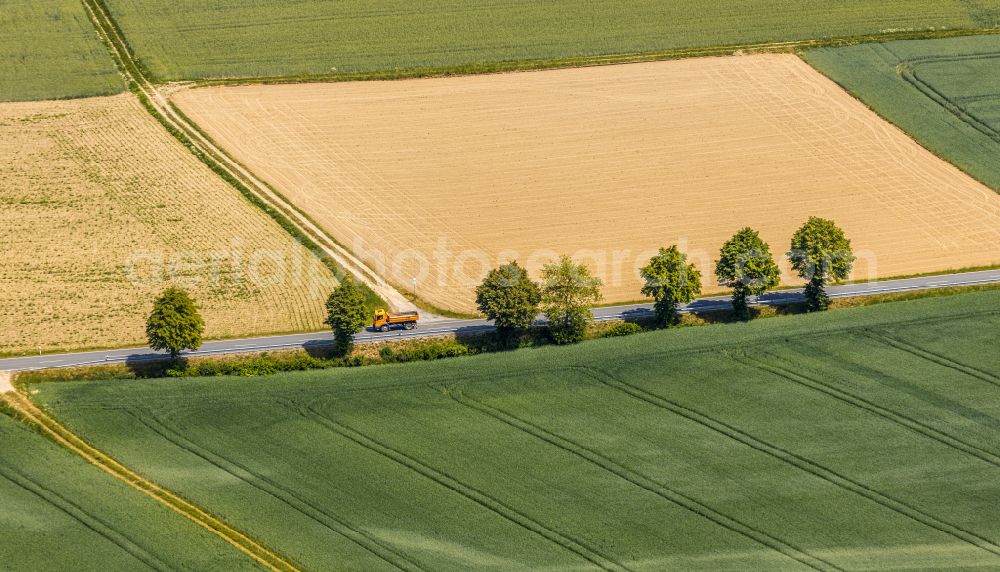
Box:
0;0;123;102
0;413;260;570
102;0;1000;82
32;290;1000;570
805;34;1000;193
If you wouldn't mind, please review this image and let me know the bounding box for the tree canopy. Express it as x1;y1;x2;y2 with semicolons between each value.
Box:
787;217;855;311
541;256;603;344
324;279;368;355
146;287;205;359
640;246;702;326
716;228;781;320
476;261;541;337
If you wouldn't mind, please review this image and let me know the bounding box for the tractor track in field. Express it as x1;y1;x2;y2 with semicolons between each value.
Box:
444;390;840;571
742;354;1000;468
294;402;633;572
78;0;413;313
571;366;1000;559
0;391;300;572
859;331;1000;388
131;411;427;572
780;337;1000;437
894;50;1000;143
0;463;171;571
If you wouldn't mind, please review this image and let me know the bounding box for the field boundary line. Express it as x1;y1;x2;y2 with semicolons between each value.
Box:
741;354;1000;467
445;390;841;571
132;411;427;571
0;391;301;572
77;0;408;312
294;402;632;571
0;463;171;571
572;366;1000;558
859;331;1000;388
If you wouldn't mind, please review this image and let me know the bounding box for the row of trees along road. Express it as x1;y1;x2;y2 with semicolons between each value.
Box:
474;216;854;342
145;217;854;356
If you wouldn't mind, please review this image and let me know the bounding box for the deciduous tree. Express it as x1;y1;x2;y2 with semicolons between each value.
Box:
146;287;205;359
475;261;541;339
716;228;781;320
324;279;368;355
787;217;855;311
640;246;702;326
541;256;603;344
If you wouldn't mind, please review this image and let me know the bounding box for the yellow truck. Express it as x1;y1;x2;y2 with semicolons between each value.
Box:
372;309;419;332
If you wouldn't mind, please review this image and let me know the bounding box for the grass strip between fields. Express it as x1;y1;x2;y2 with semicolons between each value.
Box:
0;390;301;572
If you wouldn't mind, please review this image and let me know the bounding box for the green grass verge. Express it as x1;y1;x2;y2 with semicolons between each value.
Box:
0;413;260;570
98;0;1000;83
31;288;1000;569
805;34;1000;193
0;0;123;101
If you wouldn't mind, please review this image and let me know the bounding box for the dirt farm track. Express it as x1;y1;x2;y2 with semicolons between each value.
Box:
174;54;1000;312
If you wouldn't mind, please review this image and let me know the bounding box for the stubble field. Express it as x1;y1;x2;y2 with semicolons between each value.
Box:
174;54;1000;312
0;94;337;355
33;290;1000;570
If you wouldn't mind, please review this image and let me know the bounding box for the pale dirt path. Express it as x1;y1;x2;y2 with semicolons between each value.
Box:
0;371;12;394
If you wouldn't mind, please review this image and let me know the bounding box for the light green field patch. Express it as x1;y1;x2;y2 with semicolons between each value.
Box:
103;0;1000;81
0;0;123;101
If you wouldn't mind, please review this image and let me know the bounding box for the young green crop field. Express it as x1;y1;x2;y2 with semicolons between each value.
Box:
103;0;1000;82
0;0;123;102
0;413;260;570
33;290;1000;570
806;35;1000;193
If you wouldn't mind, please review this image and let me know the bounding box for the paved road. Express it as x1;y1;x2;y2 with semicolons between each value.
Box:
1;269;997;373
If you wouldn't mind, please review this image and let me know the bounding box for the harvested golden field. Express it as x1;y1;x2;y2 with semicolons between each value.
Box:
0;94;337;354
174;54;1000;312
